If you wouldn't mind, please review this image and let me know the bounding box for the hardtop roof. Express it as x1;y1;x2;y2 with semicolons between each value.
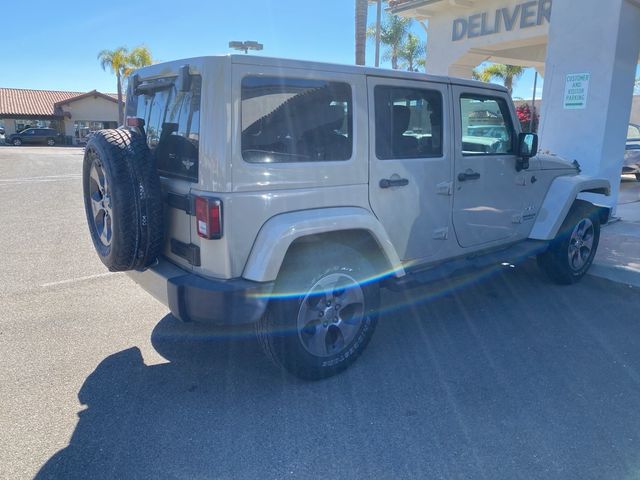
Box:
234;55;508;93
135;55;508;94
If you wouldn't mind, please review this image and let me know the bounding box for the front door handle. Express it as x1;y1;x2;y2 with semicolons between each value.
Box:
458;170;481;182
379;178;409;188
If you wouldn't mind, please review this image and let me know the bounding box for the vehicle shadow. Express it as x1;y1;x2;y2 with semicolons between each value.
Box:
35;261;640;480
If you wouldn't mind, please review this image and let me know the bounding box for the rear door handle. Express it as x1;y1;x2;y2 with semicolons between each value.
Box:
458;170;481;182
379;178;409;188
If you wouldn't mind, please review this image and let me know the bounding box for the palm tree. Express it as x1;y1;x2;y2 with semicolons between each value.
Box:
98;46;153;124
368;14;412;69
398;33;425;72
477;63;525;96
126;45;153;75
98;47;129;124
355;0;368;65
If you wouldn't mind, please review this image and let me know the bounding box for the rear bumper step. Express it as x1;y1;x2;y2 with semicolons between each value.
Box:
127;258;273;325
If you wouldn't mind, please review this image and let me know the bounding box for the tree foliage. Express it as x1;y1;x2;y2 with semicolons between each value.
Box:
98;46;153;124
516;103;539;132
476;63;525;96
367;14;413;70
398;33;425;72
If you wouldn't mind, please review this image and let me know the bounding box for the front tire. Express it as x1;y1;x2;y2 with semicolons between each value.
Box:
257;243;380;380
12;138;22;146
537;201;600;284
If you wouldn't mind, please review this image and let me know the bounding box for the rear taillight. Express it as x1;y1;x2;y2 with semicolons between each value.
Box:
195;196;222;239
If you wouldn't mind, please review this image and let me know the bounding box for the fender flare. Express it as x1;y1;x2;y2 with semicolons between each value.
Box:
242;207;405;282
528;175;611;240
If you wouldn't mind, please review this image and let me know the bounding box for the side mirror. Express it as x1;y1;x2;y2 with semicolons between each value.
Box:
516;132;538;171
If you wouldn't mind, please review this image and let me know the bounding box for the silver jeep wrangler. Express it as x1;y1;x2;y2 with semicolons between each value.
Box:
83;55;611;379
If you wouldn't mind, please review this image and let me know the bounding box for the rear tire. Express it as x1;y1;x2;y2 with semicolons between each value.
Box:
256;243;380;380
46;138;56;146
537;201;600;285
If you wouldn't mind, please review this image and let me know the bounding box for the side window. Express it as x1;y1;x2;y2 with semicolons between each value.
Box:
460;95;514;155
241;76;352;163
375;86;443;159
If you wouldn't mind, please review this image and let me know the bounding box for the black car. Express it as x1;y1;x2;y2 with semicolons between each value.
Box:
8;128;62;146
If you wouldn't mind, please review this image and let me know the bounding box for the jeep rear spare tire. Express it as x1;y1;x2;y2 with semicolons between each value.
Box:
82;129;163;272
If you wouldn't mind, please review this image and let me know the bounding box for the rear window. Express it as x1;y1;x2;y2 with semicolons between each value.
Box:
132;75;202;182
241;76;352;163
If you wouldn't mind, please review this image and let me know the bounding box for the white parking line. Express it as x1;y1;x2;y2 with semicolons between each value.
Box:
0;174;81;185
40;272;118;288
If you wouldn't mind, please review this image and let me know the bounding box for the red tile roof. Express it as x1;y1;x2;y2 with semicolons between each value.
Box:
0;88;119;117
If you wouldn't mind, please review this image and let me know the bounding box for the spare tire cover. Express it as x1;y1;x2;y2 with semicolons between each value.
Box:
82;129;163;271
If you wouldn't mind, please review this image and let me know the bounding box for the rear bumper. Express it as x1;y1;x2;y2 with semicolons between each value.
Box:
127;258;273;325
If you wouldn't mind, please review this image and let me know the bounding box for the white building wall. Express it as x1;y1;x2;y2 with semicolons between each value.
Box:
419;0;551;77
60;95;119;142
1;119;16;136
538;0;640;210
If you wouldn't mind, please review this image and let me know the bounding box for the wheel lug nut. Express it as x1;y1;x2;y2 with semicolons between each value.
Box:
319;311;324;317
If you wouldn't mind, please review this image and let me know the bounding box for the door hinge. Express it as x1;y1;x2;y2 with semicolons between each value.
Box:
166;192;195;215
436;181;453;196
432;227;449;240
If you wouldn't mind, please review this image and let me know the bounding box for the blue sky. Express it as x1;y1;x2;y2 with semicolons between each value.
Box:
2;0;547;99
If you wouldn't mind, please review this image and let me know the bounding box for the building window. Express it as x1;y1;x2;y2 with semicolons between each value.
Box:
74;121;117;143
14;119;59;133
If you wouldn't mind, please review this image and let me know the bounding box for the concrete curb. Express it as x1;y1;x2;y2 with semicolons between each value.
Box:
588;196;640;287
588;263;640;288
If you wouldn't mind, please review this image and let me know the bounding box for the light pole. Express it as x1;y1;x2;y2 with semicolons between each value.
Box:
529;71;539;132
229;41;264;54
374;0;382;67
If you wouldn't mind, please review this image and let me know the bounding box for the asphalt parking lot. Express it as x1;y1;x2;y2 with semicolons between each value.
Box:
2;146;640;480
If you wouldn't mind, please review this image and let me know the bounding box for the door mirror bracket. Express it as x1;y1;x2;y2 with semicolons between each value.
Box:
516;132;538;172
